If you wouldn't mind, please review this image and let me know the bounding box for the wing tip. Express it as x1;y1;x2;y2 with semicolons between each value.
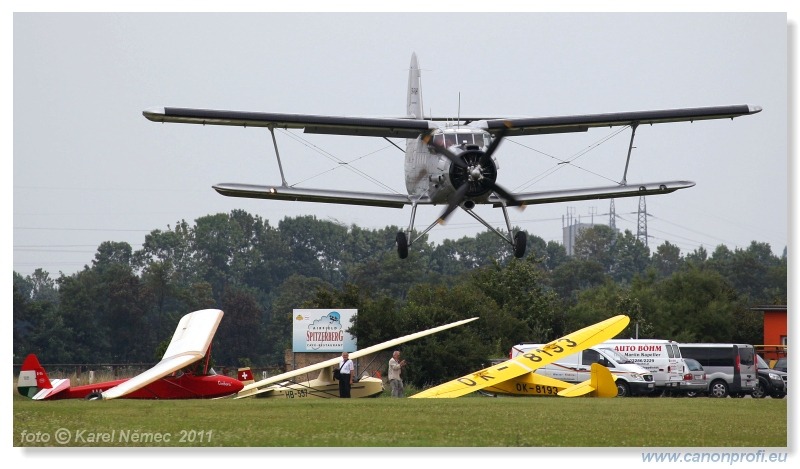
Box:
143;107;166;121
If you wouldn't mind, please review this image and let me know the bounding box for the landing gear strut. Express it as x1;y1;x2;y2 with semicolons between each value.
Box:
397;200;527;259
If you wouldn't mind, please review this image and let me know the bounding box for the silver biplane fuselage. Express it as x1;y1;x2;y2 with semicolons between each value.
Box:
404;129;496;205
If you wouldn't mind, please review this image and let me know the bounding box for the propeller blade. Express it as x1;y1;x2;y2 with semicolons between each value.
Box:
437;184;470;224
423;133;467;169
479;124;510;166
490;182;523;208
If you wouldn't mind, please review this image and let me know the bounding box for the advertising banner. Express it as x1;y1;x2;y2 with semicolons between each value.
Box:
292;309;357;352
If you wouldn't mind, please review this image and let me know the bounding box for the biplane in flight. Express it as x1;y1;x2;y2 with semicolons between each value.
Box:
234;317;478;399
410;315;629;398
17;309;243;400
143;53;760;259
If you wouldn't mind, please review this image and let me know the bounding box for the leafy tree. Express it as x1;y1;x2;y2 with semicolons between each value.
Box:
278;215;347;286
216;285;265;365
573;224;617;273
13;272;71;362
651;241;683;279
650;267;741;342
549;257;606;302
471;258;560;339
611;230;651;283
398;282;495;387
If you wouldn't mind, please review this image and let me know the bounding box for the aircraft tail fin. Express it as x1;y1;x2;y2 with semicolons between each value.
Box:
558;363;618;398
17;353;53;398
407;52;423;119
237;367;254;386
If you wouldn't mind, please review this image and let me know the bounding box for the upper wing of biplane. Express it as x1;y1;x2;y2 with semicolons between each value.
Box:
478;104;761;137
144;105;760;138
101;309;223;399
143;107;435;138
410;314;630;398
235;316;478;398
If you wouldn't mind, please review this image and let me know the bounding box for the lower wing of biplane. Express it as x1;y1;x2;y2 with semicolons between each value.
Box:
410;314;629;398
234;317;479;399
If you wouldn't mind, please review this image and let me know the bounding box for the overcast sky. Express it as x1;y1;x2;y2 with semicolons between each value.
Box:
9;11;789;277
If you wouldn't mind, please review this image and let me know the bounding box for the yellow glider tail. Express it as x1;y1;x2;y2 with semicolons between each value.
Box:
558;363;618;398
410;314;630;398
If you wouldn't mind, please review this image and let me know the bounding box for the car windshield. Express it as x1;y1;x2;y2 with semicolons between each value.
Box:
756;355;769;368
684;359;703;371
600;348;631;364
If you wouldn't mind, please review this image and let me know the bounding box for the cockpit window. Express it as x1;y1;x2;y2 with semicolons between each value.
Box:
432;134;444;147
457;133;473;146
474;133;486;148
444;133;458;148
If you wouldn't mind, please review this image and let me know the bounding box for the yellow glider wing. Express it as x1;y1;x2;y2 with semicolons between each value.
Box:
411;314;630;398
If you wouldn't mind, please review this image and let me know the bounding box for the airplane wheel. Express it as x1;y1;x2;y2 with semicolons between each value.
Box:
396;232;408;259
513;231;527;258
85;392;103;401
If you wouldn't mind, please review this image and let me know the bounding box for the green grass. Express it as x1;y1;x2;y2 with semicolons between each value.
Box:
12;390;787;448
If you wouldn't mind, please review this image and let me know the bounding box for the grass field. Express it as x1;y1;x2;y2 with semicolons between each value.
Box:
12;391;788;448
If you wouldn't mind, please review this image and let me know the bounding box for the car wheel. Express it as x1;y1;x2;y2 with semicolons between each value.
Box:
751;379;767;399
615;380;630;397
709;380;729;398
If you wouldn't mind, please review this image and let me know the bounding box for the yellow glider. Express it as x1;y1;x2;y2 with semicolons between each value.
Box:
480;363;617;398
410;314;629;398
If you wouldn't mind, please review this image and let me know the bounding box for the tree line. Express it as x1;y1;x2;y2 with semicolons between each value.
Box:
13;209;787;388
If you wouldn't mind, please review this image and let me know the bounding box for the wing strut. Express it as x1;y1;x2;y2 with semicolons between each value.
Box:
620;123;639;185
269;126;289;187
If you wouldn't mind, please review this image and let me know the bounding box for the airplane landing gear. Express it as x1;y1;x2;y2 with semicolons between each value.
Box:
396;231;408;259
513;231;527;259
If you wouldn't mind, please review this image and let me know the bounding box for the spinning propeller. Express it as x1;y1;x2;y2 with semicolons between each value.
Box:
426;126;522;223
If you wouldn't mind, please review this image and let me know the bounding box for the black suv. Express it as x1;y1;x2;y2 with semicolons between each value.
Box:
753;355;787;398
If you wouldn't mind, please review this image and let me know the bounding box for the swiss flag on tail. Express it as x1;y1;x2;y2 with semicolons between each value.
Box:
237;367;254;385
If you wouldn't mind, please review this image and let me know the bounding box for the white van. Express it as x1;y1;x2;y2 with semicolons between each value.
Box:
602;339;688;393
511;343;655;397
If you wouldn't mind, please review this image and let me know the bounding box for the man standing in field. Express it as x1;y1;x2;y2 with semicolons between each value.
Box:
388;351;407;398
338;352;354;398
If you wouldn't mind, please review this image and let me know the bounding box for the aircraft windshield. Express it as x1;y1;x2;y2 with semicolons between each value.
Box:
433;131;490;149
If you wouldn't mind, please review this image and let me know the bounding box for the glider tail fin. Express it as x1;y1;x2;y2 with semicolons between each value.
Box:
237;367;255;386
590;363;619;398
558;363;619;398
235;367;259;398
407;52;423;119
17;354;52;398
